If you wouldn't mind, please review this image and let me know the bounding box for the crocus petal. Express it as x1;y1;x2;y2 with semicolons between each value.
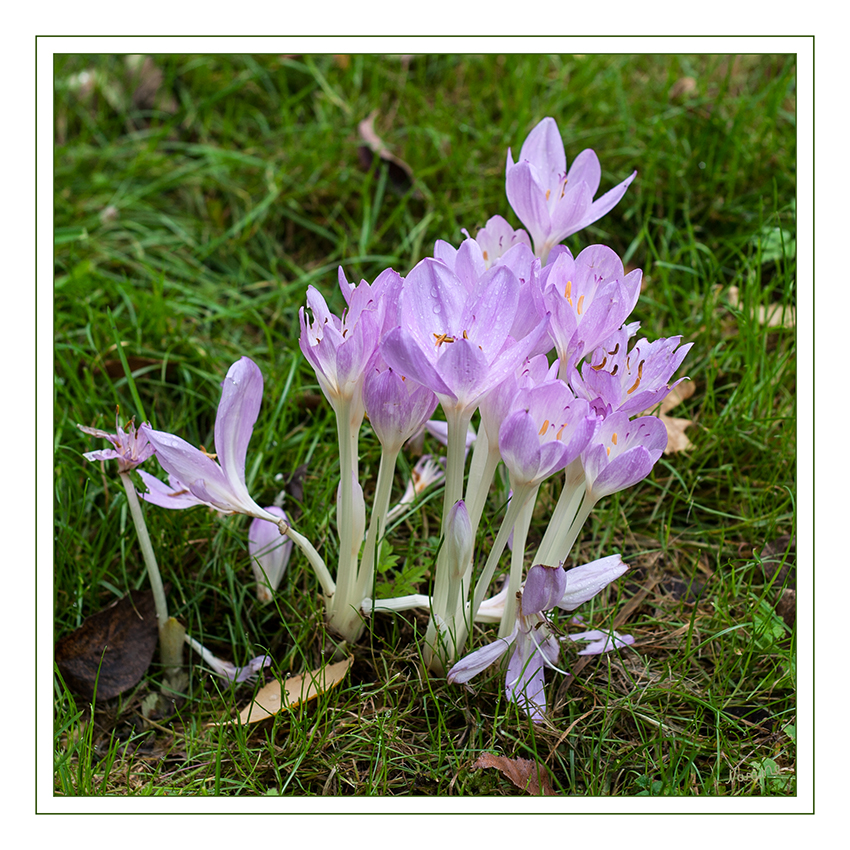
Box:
506;160;551;249
499;410;542;485
584;170;638;227
447;628;517;684
522;564;568;616
569;629;635;655
137;469;210;510
558;554;629;611
249;506;293;603
381;326;455;399
505;632;549;722
215;357;264;498
565;148;602;198
517;117;566;186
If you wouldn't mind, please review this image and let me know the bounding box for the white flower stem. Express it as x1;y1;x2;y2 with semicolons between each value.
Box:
498;486;537;638
120;471;184;678
331;402;359;623
469;484;533;626
361;594;432;614
534;460;585;566
280;522;336;598
120;472;169;632
430;406;473;625
356;445;400;603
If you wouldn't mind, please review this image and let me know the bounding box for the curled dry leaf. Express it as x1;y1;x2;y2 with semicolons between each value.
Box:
357;110;416;194
473;753;557;796
219;656;352;726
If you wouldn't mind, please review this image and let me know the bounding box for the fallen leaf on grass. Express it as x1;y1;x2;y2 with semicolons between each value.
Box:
221;657;352;726
357;110;416;194
643;380;695;454
727;285;795;329
55;589;159;700
472;753;557;796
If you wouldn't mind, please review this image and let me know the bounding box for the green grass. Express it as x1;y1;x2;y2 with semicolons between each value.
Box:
53;53;796;797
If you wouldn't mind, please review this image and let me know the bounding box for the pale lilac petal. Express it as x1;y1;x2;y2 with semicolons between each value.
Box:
558;554;629;611
447;628;517;684
499;410;542;485
548;180;593;243
565;148;601;198
584;170;637;227
249;506;293;602
522;564;567;615
434;336;489;404
506;161;551;249
137;469;209;510
569;629;635;655
505;632;549;722
517;117;566;187
380;326;455;399
214;357;263;497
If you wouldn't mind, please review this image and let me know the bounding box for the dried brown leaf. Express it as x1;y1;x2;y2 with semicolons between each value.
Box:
55;589;159;700
669;76;697;99
472;753;557;796
643;380;695;454
357;110;415;194
727;285;795;329
223;657;352;726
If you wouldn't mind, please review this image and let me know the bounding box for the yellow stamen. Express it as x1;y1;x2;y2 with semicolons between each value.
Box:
591;357;607;371
538;419;550;436
555;423;566;440
564;279;573;306
577;294;585;315
626;360;645;395
482;251;489;262
545;189;551;201
608;343;620;356
611;365;619;377
611;432;618;445
606;446;611;457
199;446;217;460
433;332;456;347
463;329;469;339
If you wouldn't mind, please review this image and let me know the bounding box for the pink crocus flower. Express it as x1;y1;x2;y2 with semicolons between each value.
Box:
380;257;549;418
141;357;281;524
506;117;636;263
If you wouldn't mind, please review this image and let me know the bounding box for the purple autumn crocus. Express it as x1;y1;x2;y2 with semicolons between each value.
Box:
498;381;599;492
533;244;642;378
78;412;155;473
581;412;669;502
141;357;281;524
299;269;401;417
381;257;549;419
570;334;693;418
506;117;637;263
249;506;294;603
363;367;438;455
450;557;631;722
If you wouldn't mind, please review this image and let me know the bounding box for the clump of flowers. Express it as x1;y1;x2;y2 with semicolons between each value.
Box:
81;117;690;723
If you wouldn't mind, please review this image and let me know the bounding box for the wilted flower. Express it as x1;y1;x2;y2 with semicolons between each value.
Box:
450;556;630;722
78;412;155;473
185;634;271;684
449;563;567;723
